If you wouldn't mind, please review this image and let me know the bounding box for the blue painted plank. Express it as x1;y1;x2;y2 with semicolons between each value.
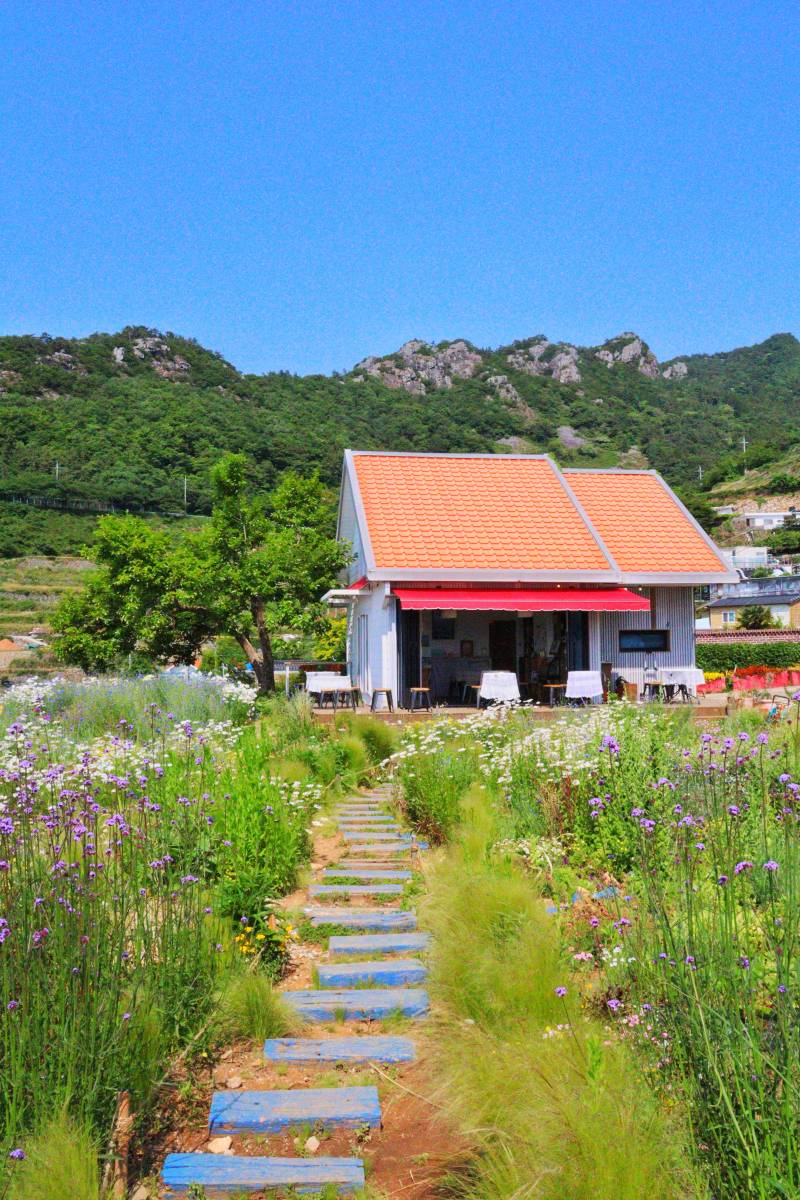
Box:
318;959;427;988
282;987;429;1021
162;1154;364;1194
328;932;431;956
323;869;412;881
309;884;404;898
338;823;401;831
343;831;412;842
209;1086;381;1133
345;842;419;853
304;907;417;931
264;1035;415;1064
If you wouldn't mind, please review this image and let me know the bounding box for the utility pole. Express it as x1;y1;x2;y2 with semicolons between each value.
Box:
183;476;188;512
741;436;748;472
55;460;60;481
697;465;703;484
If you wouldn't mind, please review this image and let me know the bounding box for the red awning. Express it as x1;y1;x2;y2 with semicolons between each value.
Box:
392;587;650;612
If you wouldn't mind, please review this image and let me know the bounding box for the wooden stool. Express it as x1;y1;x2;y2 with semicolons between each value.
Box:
370;688;394;712
409;687;432;711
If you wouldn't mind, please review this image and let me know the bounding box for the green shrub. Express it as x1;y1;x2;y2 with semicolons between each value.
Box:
217;972;300;1042
336;714;400;763
697;641;800;672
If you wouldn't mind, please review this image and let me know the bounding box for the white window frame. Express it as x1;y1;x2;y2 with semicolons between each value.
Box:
722;610;736;624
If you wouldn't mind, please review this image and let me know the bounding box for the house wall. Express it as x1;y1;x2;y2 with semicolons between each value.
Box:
349;586;397;702
339;472;368;583
599;587;696;690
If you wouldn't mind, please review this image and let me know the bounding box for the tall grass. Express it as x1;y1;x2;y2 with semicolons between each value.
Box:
7;1112;99;1200
421;785;704;1200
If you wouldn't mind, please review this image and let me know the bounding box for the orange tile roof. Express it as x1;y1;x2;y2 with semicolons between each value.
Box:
564;470;728;575
351;453;612;573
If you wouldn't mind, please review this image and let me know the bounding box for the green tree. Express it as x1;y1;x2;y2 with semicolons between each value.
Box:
52;454;348;692
768;518;800;555
737;604;779;630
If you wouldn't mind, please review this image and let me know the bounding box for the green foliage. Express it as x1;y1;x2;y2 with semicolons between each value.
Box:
8;1113;99;1200
421;785;702;1200
768;518;800;554
217;972;300;1042
696;641;800;672
737;603;779;629
396;736;479;843
314;613;347;661
769;472;800;493
51;453;348;691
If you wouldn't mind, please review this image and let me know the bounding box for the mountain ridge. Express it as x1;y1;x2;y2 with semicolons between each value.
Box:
2;325;799;553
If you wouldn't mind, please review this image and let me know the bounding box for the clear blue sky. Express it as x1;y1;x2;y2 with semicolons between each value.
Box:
2;1;798;375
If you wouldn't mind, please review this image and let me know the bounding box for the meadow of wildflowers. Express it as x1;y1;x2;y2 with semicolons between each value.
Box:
0;675;382;1179
392;699;800;1198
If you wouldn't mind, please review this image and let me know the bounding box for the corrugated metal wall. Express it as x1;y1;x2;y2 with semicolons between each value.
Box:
596;587;696;689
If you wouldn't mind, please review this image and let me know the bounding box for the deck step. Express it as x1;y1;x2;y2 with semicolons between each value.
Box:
283;987;429;1021
323;868;412;881
309;883;404;898
304;907;417;931
209;1086;381;1134
318;959;427;988
264;1036;415;1064
328;932;431;956
161;1153;365;1194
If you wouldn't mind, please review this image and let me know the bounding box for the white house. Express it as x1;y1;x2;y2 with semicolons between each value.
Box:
330;451;735;706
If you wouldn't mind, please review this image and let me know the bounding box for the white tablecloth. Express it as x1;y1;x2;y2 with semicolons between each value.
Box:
565;670;604;699
659;668;705;690
478;671;520;703
305;672;349;694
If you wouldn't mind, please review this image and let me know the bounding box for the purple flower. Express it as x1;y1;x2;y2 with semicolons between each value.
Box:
728;805;740;817
734;861;754;875
601;734;620;755
8;1148;25;1160
555;986;567;998
718;875;729;886
739;956;751;970
606;998;622;1011
6;1000;19;1011
122;1012;131;1021
778;984;788;994
763;860;779;872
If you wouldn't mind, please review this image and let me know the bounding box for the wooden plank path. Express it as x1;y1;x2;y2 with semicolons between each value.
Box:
161;784;429;1195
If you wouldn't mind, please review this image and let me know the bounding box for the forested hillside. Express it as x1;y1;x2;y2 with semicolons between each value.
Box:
2;325;799;554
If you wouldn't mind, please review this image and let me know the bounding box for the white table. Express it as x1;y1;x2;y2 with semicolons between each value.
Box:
565;670;604;701
305;672;354;709
659;667;705;699
478;671;521;704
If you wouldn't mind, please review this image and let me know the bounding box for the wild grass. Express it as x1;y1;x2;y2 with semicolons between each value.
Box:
7;1112;99;1200
217;971;301;1042
421;784;704;1200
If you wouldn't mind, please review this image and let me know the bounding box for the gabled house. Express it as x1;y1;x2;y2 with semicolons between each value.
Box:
332;451;735;706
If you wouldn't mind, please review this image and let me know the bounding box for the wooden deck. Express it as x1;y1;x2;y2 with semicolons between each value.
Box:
311;701;730;724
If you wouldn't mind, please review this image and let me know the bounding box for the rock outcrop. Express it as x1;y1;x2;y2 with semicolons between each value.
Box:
595;334;659;377
354;339;482;394
486;374;522;404
662;360;688;380
131;336;190;378
506;340;582;384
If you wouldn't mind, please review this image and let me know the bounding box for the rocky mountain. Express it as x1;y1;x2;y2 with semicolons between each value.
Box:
2;324;800;554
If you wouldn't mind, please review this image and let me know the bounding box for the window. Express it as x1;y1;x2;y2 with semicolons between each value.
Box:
431;612;456;640
722;611;737;624
618;629;671;653
354;613;369;690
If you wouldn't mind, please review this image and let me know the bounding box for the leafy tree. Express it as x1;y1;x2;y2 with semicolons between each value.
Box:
673;487;717;533
768;519;800;555
52;454;348;692
737;604;779;630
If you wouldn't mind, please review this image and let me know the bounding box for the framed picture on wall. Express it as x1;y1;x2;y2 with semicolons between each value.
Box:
460;639;474;658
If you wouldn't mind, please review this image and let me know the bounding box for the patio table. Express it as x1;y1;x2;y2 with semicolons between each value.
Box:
565;670;604;702
478;671;520;704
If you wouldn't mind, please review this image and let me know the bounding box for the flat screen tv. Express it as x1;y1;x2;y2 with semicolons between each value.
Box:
618;629;671;653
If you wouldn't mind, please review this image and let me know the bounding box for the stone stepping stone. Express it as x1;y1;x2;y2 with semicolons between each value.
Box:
317;959;427;988
264;1035;415;1064
309;884;404;898
343;830;412;842
304;907;417;931
328;932;431;957
209;1085;381;1134
323;868;412;881
162;1153;364;1194
283;987;429;1021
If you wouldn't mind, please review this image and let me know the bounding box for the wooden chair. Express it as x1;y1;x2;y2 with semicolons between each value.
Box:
409;687;432;711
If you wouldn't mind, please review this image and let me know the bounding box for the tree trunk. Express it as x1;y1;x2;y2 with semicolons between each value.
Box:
251;599;276;694
235;630;275;695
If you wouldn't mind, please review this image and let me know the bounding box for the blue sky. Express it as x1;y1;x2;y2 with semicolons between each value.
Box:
1;1;798;374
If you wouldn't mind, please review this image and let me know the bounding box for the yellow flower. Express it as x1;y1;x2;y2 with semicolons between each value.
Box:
256;932;266;941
